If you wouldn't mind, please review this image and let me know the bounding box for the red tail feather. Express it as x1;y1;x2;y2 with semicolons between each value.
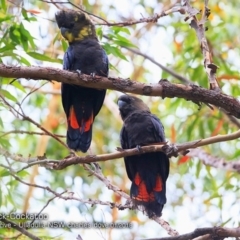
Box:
68;106;93;132
83;113;93;132
153;175;163;191
133;173;163;202
69;106;79;129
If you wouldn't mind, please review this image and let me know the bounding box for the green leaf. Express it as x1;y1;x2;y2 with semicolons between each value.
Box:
0;12;12;23
16;170;29;178
109;62;120;73
13;28;21;37
61;39;68;52
21;9;37;22
103;44;128;61
0;186;2;208
21;8;28;20
27;52;62;63
0;44;16;53
19;23;36;49
110;47;127;60
0;30;10;45
53;32;60;45
206;193;221;201
186;116;199;140
218;196;223;209
0;117;3;128
0;89;17;102
21;37;28;51
107;33;137;48
18;55;31;66
220;218;232;226
9;26;21;44
28;17;37;22
199;120;205;138
0;50;17;57
112;26;131;35
113;39;137;48
195;160;201;178
0;52;30;65
96;27;103;39
6;188;15;207
0;169;11;177
0;0;7;11
115;33;132;42
122;27;131;35
0;137;11;148
12;80;26;93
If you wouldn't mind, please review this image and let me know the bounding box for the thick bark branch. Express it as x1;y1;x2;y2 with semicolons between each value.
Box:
49;128;240;170
2;129;239;172
183;0;220;91
0;64;240;118
143;226;240;240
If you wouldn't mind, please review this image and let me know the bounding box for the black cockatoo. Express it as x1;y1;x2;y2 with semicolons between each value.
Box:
55;10;109;152
118;94;169;217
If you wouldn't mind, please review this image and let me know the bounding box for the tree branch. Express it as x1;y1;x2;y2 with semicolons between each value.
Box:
46;127;240;169
0;130;65;138
2;155;178;236
188;148;240;173
0;218;41;240
183;0;220;91
41;0;183;27
4;128;240;172
83;160;179;236
1;64;240;118
115;39;240;128
121;46;192;85
142;226;240;240
0;94;68;149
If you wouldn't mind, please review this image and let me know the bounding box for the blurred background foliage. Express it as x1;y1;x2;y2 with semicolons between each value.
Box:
0;0;240;239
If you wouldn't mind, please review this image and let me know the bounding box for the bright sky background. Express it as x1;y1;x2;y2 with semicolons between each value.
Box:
3;0;240;239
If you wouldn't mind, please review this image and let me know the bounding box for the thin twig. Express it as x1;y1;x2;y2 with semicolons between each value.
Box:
40;0;183;27
1;143;177;235
20;82;48;106
0;218;41;240
117;44;192;85
0;94;69;149
3;159;178;236
0;130;65;138
188;148;240;173
82;163;178;236
29;191;67;225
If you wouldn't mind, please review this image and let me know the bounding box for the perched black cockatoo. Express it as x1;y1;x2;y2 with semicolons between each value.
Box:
55;10;109;152
118;94;169;217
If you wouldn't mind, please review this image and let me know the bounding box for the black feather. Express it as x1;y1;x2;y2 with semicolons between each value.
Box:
118;94;169;217
55;10;109;152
